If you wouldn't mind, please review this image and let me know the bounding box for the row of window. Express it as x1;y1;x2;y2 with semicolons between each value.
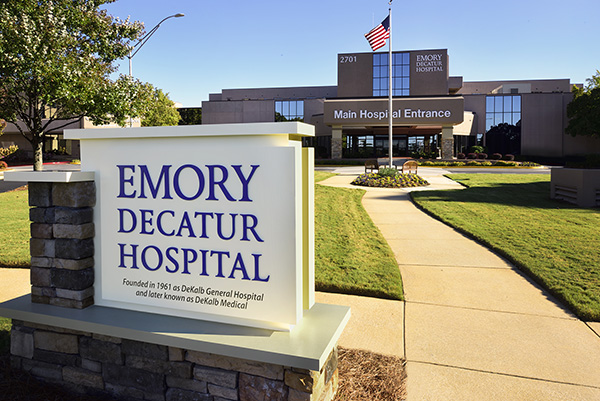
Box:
485;95;521;131
275;100;304;122
373;52;410;97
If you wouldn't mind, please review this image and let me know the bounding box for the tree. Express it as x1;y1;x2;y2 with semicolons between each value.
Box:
566;70;600;138
139;84;180;127
0;0;147;170
486;122;521;155
178;107;202;125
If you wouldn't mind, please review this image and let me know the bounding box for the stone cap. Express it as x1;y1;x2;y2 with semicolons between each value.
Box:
64;122;315;140
0;296;350;371
4;171;95;183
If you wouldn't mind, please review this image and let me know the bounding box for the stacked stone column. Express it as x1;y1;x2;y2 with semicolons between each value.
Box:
441;126;454;160
28;181;95;309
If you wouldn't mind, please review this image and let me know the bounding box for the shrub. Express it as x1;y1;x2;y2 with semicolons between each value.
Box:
411;149;439;159
469;145;484;154
467;153;477;159
456;152;466;159
49;146;69;156
378;167;398;177
450;161;465;166
582;154;600;168
491;153;502;160
477;153;488;159
521;161;541;167
3;148;29;163
495;161;517;167
0;145;18;159
564;154;600;169
418;161;435;166
0;161;7;170
466;161;480;166
503;154;515;161
480;161;492;166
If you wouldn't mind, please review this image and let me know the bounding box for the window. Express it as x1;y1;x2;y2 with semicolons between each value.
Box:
485;95;521;131
373;52;410;97
275;100;304;122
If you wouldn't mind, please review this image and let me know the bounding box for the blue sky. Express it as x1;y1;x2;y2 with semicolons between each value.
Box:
103;0;600;107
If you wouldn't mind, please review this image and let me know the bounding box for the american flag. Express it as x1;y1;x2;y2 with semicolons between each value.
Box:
365;16;390;51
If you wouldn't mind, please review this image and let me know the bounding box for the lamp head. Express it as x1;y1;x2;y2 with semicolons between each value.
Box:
174;13;185;18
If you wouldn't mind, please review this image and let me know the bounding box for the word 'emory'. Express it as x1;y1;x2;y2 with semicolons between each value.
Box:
117;164;260;202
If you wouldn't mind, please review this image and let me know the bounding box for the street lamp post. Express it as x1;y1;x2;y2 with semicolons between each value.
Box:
127;13;184;126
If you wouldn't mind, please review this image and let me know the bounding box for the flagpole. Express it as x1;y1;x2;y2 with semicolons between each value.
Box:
387;2;393;168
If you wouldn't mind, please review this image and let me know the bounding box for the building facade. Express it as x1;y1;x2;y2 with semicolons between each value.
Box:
0;117;142;160
202;49;600;160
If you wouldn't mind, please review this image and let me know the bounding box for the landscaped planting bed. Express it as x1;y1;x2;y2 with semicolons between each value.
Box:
351;172;429;188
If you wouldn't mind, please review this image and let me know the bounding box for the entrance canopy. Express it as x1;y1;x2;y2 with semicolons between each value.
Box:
324;97;465;159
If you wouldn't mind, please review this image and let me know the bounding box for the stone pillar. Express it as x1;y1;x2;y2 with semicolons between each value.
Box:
28;181;95;309
441;126;454;160
331;126;343;160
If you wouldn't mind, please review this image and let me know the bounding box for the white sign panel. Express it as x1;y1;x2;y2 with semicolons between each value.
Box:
67;124;313;331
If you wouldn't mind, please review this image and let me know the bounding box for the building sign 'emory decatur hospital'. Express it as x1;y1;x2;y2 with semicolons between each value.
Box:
61;123;317;331
415;53;443;73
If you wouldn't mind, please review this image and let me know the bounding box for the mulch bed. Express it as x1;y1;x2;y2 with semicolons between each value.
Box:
336;347;407;400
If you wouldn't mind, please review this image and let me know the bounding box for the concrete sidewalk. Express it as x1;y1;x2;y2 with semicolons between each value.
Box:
316;167;600;400
0;268;30;303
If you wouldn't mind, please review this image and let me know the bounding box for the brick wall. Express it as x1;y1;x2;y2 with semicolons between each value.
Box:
11;320;338;401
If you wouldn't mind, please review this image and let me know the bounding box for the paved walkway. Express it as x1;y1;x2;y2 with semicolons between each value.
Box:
316;167;600;400
0;269;30;303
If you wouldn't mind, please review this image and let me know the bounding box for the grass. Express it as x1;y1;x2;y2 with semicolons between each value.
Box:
314;171;404;300
314;171;337;183
411;174;600;321
0;186;30;267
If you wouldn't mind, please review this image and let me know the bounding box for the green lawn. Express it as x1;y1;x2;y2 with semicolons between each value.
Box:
314;171;403;300
411;174;600;321
0;187;29;267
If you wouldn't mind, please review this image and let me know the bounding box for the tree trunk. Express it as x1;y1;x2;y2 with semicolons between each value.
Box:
33;137;44;171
